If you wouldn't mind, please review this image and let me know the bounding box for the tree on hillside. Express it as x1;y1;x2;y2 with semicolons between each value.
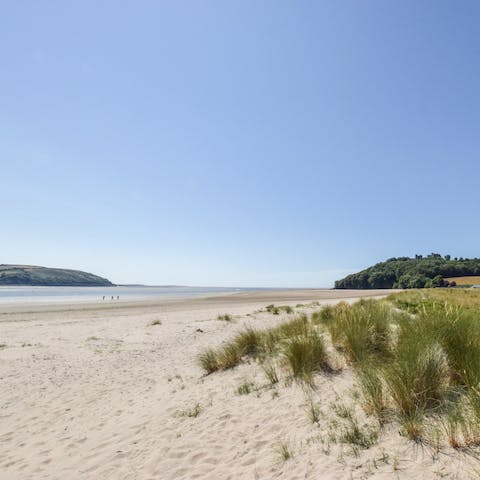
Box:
335;254;480;289
431;275;445;288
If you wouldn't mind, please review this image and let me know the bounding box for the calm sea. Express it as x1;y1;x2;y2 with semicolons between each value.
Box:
0;286;263;304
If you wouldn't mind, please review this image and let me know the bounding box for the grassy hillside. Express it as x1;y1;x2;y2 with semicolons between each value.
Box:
0;265;114;286
335;254;480;289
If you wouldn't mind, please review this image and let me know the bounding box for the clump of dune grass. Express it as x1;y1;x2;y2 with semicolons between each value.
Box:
198;327;264;374
443;404;464;448
266;304;295;314
339;416;378;450
311;304;335;325
398;411;424;442
274;441;294;461
234;327;264;357
283;328;329;384
353;291;480;447
216;343;243;370
357;363;387;424
149;319;162;326
275;314;309;338
197;341;247;374
262;361;279;385
449;390;480;447
421;305;480;388
306;397;321;423
325;302;350;346
236;380;255;395
178;402;202;418
217;313;233;321
198;348;219;374
332;401;354;420
331;401;378;452
197;313;333;383
327;300;392;363
383;328;449;417
317;293;480;447
265;304;294;314
261;314;310;355
265;304;280;315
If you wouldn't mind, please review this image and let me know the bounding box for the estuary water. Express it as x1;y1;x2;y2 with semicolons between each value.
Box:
0;285;262;304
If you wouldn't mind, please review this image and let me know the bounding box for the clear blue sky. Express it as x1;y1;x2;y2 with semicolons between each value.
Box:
1;1;479;287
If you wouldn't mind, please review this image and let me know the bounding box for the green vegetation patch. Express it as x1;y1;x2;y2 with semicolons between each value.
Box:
197;314;332;385
335;253;480;289
198;289;480;450
0;264;113;286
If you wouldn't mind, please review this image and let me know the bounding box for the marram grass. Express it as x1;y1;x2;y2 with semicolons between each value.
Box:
198;314;332;382
198;290;480;449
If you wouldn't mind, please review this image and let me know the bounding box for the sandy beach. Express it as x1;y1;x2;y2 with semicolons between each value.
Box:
0;289;475;479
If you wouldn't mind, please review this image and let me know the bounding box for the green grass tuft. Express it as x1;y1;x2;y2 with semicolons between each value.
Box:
283;328;329;384
178;403;202;418
198;348;219;374
217;343;243;370
262;361;279;385
327;300;392;363
274;441;294;461
234;327;264;357
382;333;449;417
265;304;280;315
306;397;321;423
357;363;387;424
339;416;378;450
236;380;255;395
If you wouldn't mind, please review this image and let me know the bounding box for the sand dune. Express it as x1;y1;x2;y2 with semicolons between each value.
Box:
0;289;475;479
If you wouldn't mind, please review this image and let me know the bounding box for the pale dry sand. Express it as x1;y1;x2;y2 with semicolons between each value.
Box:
0;289;476;479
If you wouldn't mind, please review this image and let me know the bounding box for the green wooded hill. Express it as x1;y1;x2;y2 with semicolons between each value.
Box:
0;264;114;286
335;254;480;289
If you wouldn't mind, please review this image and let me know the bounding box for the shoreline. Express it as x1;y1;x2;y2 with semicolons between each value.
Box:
0;288;396;317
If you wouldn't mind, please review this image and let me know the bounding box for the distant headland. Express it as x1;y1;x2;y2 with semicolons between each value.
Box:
0;264;114;287
335;254;480;289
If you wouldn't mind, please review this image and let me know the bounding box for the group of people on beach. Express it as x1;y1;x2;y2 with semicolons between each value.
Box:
102;295;119;300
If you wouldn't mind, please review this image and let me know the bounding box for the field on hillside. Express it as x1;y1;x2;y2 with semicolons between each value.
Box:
390;287;480;308
447;276;480;285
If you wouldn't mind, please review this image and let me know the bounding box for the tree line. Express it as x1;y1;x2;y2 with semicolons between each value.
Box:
335;254;480;289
